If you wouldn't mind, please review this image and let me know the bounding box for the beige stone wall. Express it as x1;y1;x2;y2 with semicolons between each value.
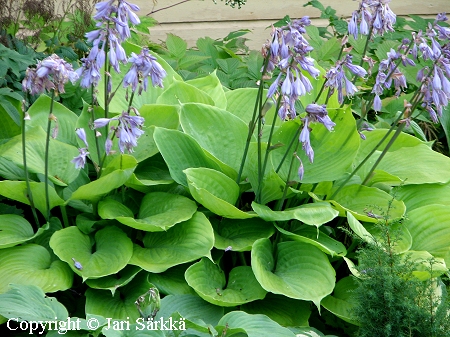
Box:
58;0;450;50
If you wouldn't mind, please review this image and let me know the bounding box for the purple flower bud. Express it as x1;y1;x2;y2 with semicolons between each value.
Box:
281;70;292;96
75;128;89;147
348;11;358;40
373;95;382;112
94;118;111;129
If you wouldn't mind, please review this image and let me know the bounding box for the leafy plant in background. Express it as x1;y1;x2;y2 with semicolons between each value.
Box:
1;0;450;337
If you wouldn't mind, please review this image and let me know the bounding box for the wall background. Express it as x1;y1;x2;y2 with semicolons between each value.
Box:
137;0;450;49
53;0;450;50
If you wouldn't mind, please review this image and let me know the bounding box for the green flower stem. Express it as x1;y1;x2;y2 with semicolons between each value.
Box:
256;116;263;204
89;84;102;176
60;205;69;228
314;43;345;103
21;98;39;229
275;142;300;212
361;91;424;185
256;95;283;203
275;123;301;173
44;90;55;221
236;54;270;184
331;87;424;199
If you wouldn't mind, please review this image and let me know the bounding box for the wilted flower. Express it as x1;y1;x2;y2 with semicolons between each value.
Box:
22;54;79;95
123;48;167;92
94;110;145;153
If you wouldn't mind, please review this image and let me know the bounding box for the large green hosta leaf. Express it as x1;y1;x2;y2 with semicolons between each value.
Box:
147;264;196;296
185;258;266;306
180;103;248;173
0;127;79;186
69;155;136;202
157;294;224;326
0;284;68;322
97;41;181;113
85;272;153;321
216;311;295;337
395;183;450;211
49;226;133;281
26;94;78;146
252;201;339;227
130;104;179;163
186;70;227;109
85;265;142;296
0;181;64;216
153;127;225;186
0;214;47;249
185;167;256;219
275;225;347;257
405;205;450;266
98;192;197;232
241;293;311;327
212;217;275;252
321;276;359;325
356;130;450;184
0;244;73;293
271;105;360;184
156;78;215;106
329;184;405;222
251;238;335;309
129;212;214;273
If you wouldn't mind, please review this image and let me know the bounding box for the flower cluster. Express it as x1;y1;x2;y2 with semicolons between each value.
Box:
123;48;167;93
372;47;411;111
348;0;396;39
22;54;79;95
71;128;90;169
77;0;140;88
94;110;145;154
324;54;367;104
263;17;320;120
412;14;450;122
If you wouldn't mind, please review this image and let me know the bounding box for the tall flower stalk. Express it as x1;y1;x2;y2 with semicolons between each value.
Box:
333;12;450;197
22;54;78;221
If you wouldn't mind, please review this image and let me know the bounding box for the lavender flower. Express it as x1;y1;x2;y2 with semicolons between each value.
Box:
94;110;145;153
77;0;140;86
410;16;450;122
22;54;79;95
298;104;336;164
371;48;410;111
72;128;90;169
123;48;167;92
263;17;320;120
349;0;396;39
325;54;367;104
72;148;90;169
